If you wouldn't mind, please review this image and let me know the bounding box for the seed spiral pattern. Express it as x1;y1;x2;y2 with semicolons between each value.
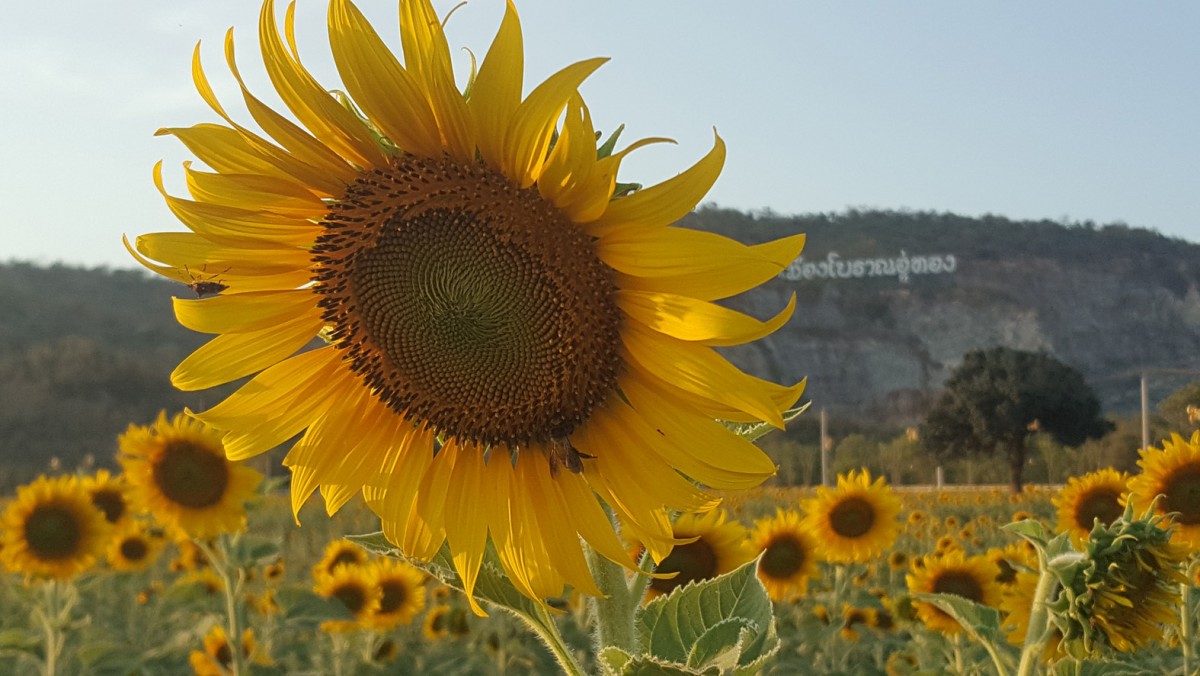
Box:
314;154;623;448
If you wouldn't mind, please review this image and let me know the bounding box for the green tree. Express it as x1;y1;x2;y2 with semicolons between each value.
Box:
920;347;1112;493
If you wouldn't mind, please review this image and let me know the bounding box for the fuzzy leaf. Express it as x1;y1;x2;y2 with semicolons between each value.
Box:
638;560;777;669
915;592;1017;669
686;618;753;670
599;646;719;676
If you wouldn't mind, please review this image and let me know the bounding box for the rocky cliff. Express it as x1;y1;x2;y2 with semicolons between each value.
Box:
690;208;1200;423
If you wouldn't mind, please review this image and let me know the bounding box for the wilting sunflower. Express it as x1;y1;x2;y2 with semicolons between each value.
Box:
1129;431;1200;548
316;564;381;633
81;470;131;526
645;509;754;600
107;520;165;572
368;558;427;630
312;539;367;579
1053;468;1129;545
1;475;111;579
125;0;805;613
906;551;1002;635
750;508;820;601
119;411;262;539
802;470;901;564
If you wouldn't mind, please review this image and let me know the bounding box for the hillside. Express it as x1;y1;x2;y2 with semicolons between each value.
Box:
2;208;1198;484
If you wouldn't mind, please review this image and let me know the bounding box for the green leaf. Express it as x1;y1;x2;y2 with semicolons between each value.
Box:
1003;518;1048;546
686;618;753;670
599;646;719;676
723;404;810;442
0;629;40;655
638;560;777;670
599;646;634;676
226;534;281;569
914;592;1016;669
275;586;353;624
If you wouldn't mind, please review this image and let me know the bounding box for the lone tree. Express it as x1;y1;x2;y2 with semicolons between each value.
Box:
920;347;1112;493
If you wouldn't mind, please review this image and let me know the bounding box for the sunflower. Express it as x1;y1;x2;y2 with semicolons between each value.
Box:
645;509;754;600
749;508;819;601
905;551;1002;635
262;558;285;583
1;475;111;579
81;470;131;526
802;470;901;564
1053;468;1129;545
986;542;1035;588
126;0;805;614
188;625;266;676
107;520;165;572
422;604;453;641
316;564;381;633
367;558;426;630
312;539;367;579
1129;431;1200;547
999;569;1061;659
119;411;262;539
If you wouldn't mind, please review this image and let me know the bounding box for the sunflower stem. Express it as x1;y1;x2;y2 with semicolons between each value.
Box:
1016;549;1057;676
196;537;246;676
585;540;640;656
1183;556;1197;676
517;605;585;676
38;580;64;676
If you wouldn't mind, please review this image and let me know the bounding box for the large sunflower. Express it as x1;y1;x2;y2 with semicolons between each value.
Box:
905;551;1002;635
1053;468;1129;546
126;0;805;612
119;411;262;539
1;475;111;580
644;509;754;600
1128;431;1200;547
750;508;820;601
801;469;900;564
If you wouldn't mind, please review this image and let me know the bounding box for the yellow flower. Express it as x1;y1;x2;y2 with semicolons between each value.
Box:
749;508;820;601
126;0;805;614
1;475;111;579
368;558;427;630
119;411;261;539
106;520;164;572
906;551;1002;635
802;470;900;563
316;564;381;633
1129;431;1200;547
645;509;754;600
312;539;367;579
986;542;1035;588
422;603;453;641
177;568;225;596
81;470;131;526
1053;468;1129;545
188;624;266;676
262;558;285;583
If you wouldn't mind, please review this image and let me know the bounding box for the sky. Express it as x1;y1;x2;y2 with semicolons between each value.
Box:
1;1;1197;269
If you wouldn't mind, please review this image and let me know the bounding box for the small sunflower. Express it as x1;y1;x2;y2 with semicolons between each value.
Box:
81;470;131;526
886;550;909;572
188;625;265;676
262;558;285;583
119;411;262;539
107;520;165;572
1053;468;1129;545
645;509;754;600
368;558;426;630
986;542;1035;588
128;0;805;614
1129;431;1200;547
422;604;453;641
170;536;211;572
177;568;225;596
839;604;876;641
802;470;901;564
906;551;1002;635
316;564;381;633
1;475;111;579
312;539;367;579
749;508;819;601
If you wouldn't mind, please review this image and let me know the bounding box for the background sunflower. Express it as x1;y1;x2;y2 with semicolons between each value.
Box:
802;470;901;564
750;508;820;601
905;551;1002;635
1052;467;1129;545
645;509;753;600
1;475;111;580
1129;431;1200;548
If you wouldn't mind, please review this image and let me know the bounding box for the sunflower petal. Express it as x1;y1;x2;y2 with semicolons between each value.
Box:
442;447;490;616
173;290;318;334
171;314;322;391
468;0;522;169
617;290;796;347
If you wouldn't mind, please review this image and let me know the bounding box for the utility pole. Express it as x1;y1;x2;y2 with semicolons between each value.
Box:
819;408;830;487
1141;372;1150;451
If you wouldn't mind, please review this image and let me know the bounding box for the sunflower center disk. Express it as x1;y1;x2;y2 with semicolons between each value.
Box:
760;535;806;578
1076;488;1124;529
933;571;984;603
315;155;622;448
829;496;877;538
121;538;149;561
1163;466;1200;525
23;505;82;559
379;580;407;614
153;441;231;509
91;490;126;524
649;540;719;595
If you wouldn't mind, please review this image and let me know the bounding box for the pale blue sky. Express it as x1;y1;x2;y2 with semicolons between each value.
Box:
2;1;1197;269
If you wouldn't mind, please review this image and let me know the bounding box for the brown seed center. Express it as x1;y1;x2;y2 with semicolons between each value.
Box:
314;154;622;448
24;504;83;560
760;534;807;579
153;441;230;509
829;496;877;538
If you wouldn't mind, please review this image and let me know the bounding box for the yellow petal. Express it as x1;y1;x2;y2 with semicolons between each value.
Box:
617;290;795;347
503;57;607;187
397;0;475;160
327;0;443;158
258;0;385;168
193;347;344;460
468;0;522;169
171;313;322;391
319;483;359;515
173;289;318;334
586;133;725;237
442;446;490;616
554;471;639;574
621;321;787;427
183;163;326;218
522;461;601;596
